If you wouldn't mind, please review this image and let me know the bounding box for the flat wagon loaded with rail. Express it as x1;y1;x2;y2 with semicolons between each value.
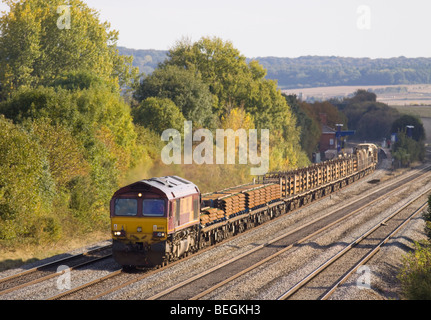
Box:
111;143;378;268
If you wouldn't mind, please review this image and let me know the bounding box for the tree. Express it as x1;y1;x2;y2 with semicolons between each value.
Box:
391;114;425;142
23;118;89;188
0;0;138;99
134;65;215;127
0;83;138;162
347;89;377;104
51;70;117;92
392;130;425;166
132;97;186;135
305;101;348;130
398;242;431;300
335;89;401;141
164;36;249;113
220;108;254;131
0;83;139;228
283;94;321;159
164;37;279;124
162;36;309;170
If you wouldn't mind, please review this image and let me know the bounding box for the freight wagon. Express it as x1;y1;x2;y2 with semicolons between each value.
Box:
111;143;378;268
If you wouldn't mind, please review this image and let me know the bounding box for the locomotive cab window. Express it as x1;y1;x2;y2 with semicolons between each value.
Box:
114;199;138;216
143;199;165;217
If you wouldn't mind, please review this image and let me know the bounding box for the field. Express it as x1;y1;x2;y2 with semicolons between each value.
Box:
284;84;431;144
283;84;431;107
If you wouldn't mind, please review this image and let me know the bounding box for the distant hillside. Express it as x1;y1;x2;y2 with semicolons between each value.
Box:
118;47;168;75
118;47;431;88
256;56;431;89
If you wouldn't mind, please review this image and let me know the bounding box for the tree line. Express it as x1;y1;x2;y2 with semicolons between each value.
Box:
258;56;431;89
0;1;308;247
0;0;426;255
286;89;426;166
117;48;431;89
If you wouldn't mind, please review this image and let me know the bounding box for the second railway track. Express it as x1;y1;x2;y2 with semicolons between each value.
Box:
0;244;112;297
1;161;429;300
278;192;429;300
135;164;431;300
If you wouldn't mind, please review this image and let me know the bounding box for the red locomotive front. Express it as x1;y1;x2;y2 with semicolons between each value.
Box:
111;176;201;268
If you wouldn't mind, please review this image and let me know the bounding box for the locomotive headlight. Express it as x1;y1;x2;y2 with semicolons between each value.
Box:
153;232;166;238
113;230;126;237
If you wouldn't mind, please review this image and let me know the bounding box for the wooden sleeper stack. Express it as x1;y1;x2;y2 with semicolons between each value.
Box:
200;183;282;225
200;207;226;225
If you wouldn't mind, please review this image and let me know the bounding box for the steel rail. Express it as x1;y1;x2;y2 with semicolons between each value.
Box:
0;244;112;286
43;165;431;300
146;169;431;300
0;252;112;296
277;191;429;300
320;201;428;300
47;269;123;300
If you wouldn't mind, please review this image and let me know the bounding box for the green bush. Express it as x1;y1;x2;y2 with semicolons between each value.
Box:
392;130;425;166
0;82;140;244
398;242;431;300
0;115;55;241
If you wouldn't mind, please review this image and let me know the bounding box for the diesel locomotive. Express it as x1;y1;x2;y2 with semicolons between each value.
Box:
111;143;378;269
111;176;201;267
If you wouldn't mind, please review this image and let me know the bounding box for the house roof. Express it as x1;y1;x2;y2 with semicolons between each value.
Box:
322;124;336;134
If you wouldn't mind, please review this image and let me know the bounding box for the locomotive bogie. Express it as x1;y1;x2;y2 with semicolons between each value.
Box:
112;239;167;268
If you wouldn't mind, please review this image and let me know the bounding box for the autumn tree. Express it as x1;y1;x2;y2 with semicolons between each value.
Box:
0;77;140;236
161;36;309;171
0;0;138;99
283;94;321;159
0;115;56;240
0;1;146;245
23;118;89;188
164;37;291;131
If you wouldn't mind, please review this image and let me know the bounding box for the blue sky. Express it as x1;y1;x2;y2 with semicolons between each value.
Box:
1;0;431;58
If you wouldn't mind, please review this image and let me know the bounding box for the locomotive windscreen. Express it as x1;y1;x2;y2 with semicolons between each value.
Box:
142;199;165;217
114;199;138;216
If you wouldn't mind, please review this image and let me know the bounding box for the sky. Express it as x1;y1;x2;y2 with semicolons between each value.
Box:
1;0;431;59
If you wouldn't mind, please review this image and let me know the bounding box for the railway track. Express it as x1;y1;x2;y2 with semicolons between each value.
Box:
43;164;429;300
140;166;431;300
2;163;429;300
277;192;429;300
0;244;112;297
